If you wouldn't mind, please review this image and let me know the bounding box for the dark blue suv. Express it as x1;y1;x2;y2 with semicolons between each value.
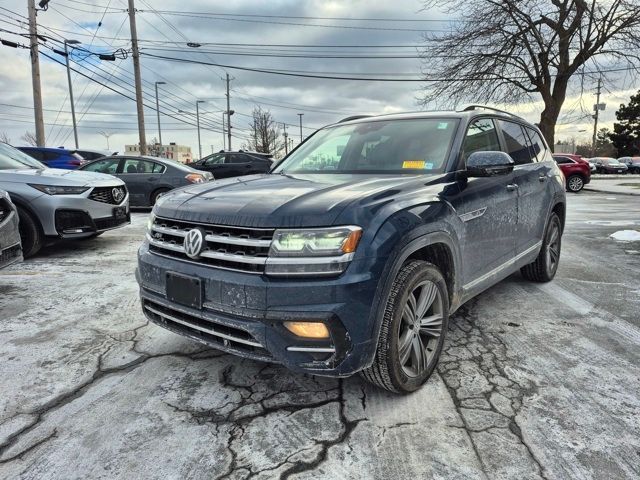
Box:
17;147;84;169
136;107;566;393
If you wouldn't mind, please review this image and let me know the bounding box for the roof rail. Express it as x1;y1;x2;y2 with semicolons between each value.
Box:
338;115;372;123
460;104;523;119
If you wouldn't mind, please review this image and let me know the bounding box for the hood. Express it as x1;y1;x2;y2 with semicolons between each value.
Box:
0;168;124;187
154;173;443;228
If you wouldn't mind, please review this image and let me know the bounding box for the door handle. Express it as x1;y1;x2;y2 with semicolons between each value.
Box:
506;184;518;192
539;174;547;182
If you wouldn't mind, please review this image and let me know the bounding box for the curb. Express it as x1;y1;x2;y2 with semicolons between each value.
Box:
583;187;640;196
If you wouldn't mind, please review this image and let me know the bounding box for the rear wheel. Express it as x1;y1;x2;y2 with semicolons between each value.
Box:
16;206;43;258
521;212;562;282
150;188;170;206
361;260;449;393
566;174;584;192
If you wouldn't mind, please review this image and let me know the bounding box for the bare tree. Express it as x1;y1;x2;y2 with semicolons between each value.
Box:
21;131;38;146
247;107;284;157
420;0;640;146
0;131;10;144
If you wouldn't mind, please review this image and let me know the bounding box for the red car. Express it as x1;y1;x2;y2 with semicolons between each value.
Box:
552;154;591;192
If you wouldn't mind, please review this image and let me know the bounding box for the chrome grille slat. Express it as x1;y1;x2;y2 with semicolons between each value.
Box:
147;217;274;273
144;304;263;348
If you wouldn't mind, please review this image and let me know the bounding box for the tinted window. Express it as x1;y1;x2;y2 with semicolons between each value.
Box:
203;153;224;166
44;151;61;161
24;150;44;161
462;119;501;160
227;154;247;164
122;158;157;173
553;156;574;165
525;129;549;162
83;158;120;174
499;121;536;165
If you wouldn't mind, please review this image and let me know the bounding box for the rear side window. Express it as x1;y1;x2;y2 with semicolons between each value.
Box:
499;120;536;165
25;150;45;161
525;129;550;162
44;151;61;161
151;162;165;174
553;156;574;165
462;119;501;161
83;158;120;174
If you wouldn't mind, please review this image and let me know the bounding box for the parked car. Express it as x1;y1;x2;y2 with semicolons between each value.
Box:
0;143;130;257
585;158;598;172
137;107;566;393
618;156;640;174
552;154;591;192
592;157;628;174
74;149;118;162
0;189;22;269
188;150;273;179
79;155;213;207
17;146;84;169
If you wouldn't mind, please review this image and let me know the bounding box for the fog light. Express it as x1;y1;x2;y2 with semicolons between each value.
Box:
284;321;330;339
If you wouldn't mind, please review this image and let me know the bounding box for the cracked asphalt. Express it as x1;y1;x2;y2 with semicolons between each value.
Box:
1;191;639;479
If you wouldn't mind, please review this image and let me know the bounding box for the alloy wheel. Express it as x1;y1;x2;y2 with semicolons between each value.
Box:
398;280;443;377
545;220;561;275
568;176;583;192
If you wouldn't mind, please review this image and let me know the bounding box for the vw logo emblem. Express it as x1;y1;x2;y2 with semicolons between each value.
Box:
112;187;125;203
184;228;205;259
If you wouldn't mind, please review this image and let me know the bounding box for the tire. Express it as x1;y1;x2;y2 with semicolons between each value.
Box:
16;206;43;258
150;188;170;206
521;212;562;282
566;174;584;192
360;260;449;393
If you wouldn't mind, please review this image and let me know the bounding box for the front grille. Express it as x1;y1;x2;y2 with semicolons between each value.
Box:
0;198;10;223
0;244;21;264
142;299;272;359
148;217;273;273
89;186;127;205
94;214;130;231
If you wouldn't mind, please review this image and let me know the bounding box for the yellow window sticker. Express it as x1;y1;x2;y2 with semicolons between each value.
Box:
402;160;425;169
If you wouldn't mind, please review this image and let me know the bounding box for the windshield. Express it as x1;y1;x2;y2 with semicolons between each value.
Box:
0;143;43;170
607;159;620;165
274;118;459;174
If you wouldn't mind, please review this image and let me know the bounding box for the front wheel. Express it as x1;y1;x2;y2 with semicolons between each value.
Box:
566;174;584;192
360;260;449;393
521;212;562;282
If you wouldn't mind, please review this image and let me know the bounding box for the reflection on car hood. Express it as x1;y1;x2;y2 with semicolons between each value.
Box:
0;168;124;186
154;172;445;228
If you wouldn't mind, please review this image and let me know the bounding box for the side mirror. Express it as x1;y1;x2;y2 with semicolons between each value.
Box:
465;151;515;177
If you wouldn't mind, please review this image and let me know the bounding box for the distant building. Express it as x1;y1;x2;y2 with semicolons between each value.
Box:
124;142;193;163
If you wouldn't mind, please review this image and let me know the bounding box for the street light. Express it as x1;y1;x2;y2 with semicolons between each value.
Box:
154;81;166;155
64;39;81;149
225;109;235;150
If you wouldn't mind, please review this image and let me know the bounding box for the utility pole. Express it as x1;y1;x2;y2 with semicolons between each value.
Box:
225;73;233;150
592;77;603;157
154;81;166;154
283;123;288;155
297;113;304;143
127;0;146;155
27;0;45;146
64;39;81;149
222;113;226;150
196;100;205;160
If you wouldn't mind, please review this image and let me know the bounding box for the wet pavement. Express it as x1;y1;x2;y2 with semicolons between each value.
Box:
0;191;639;479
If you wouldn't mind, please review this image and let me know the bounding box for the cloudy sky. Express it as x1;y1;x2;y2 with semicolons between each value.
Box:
0;0;638;155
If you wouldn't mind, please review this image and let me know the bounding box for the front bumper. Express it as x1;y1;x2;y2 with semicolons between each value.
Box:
136;241;384;376
0;204;23;269
29;190;131;238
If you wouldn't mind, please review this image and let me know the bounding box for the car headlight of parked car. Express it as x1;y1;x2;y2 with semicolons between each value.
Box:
146;212;156;233
28;184;89;195
266;226;362;276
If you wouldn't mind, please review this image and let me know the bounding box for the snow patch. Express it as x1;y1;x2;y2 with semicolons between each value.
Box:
610;230;640;242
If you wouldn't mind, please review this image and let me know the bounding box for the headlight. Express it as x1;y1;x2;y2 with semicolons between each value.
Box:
265;226;362;277
146;212;156;232
270;226;362;257
28;184;89;195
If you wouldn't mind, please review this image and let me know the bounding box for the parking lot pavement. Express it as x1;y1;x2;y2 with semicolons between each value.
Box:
0;192;639;479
